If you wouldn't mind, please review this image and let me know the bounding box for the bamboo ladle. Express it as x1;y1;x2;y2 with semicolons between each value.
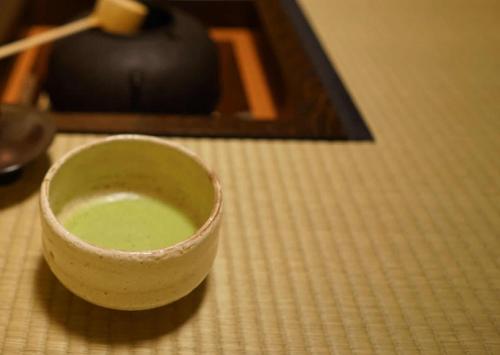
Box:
0;0;148;61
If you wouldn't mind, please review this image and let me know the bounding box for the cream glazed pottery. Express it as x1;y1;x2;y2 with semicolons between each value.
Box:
39;135;222;310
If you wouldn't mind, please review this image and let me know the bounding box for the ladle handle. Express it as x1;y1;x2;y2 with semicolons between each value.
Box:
0;16;99;61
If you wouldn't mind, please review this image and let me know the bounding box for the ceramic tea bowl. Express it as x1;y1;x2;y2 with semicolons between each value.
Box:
39;135;222;310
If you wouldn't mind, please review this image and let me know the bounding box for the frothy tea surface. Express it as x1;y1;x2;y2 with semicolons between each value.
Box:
61;192;197;251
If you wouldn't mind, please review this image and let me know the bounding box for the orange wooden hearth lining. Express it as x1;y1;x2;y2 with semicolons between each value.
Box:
1;27;51;105
209;28;277;120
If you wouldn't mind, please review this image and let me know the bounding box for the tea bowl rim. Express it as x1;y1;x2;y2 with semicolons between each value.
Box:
40;134;222;262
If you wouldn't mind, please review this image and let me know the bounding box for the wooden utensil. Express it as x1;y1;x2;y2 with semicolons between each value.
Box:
0;0;148;61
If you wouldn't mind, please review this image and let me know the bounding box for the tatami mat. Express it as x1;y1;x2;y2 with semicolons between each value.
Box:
1;0;499;353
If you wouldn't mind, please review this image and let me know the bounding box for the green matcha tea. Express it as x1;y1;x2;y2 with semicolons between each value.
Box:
61;192;197;251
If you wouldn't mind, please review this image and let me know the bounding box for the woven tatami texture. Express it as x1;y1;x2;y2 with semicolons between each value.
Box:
1;0;499;353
